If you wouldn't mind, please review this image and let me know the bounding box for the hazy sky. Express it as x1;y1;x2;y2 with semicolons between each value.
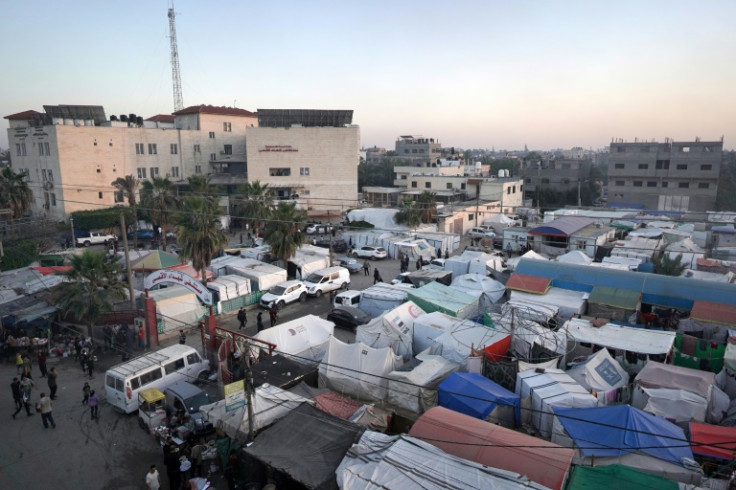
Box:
2;1;735;151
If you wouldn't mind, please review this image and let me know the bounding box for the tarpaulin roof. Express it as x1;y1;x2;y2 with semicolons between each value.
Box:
130;250;181;270
505;273;551;294
409;406;574;490
245;402;363;490
566;464;678;490
31;266;71;275
689;421;736;460
251;353;317;390
529;217;594;237
407;281;479;318
553;405;692;464
312;391;362;420
438;372;520;424
563;318;676;355
690;300;736;325
635;361;715;399
588;285;640;309
166;262;213;280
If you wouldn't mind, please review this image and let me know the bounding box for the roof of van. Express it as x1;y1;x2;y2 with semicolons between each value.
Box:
309;266;347;274
336;290;361;299
106;344;198;377
165;381;203;399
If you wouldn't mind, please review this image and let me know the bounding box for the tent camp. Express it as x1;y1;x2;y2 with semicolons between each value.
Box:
509;287;586;321
245;402;364;490
254;314;334;364
413;311;510;359
438;372;520;427
587;285;641;321
319;337;403;402
356;301;424;360
409;406;574;490
386;354;459;414
516;368;598;438
566;349;630;404
357;283;409;317
407;281;479;319
148;285;205;332
551;405;702;485
689;421;736;461
224;259;287;291
488;307;567;363
288;245;330;279
565;464;681;490
450;273;506;309
336;431;549;490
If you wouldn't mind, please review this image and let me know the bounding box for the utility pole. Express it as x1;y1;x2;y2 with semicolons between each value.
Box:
120;210;136;310
70;215;76;249
245;341;255;442
327;209;333;267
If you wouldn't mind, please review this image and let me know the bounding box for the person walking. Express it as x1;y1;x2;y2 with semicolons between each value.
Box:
178;330;186;344
37;393;56;428
15;352;24;375
88;390;99;420
47;367;58;400
37;351;48;378
363;260;371;276
145;464;161;490
256;312;264;332
416;258;422;271
19;375;34;417
11;377;23;419
22;354;33;379
138;325;146;350
82;381;91;405
87;354;95;379
373;268;383;285
444;249;449;259
237;308;246;330
269;307;277;327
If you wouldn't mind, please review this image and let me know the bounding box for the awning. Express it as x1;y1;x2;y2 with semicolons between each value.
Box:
506;273;551;294
689;421;736;460
588;285;640;309
690;300;736;325
16;304;59;323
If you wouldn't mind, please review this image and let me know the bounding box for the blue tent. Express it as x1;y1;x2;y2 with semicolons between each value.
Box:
553;405;693;465
438;372;520;425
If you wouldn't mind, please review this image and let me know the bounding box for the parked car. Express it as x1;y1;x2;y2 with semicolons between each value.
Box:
306;223;334;235
260;280;308;310
352;246;388;260
127;229;155;240
303;266;351;297
336;257;363;273
326;306;372;330
467;227;496;239
75;231;117;247
314;238;348;253
163;381;214;436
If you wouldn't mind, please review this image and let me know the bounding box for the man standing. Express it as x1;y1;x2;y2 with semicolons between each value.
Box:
138;325;146;350
178;330;186;345
269;307;277;327
47;367;58;400
256;312;264;332
88;390;99;420
87;355;95;379
22;354;33;379
237;308;246;330
37;351;48;378
373;268;383;285
11;377;23;419
19;375;34;416
38;392;56;428
145;464;161;490
363;260;371;276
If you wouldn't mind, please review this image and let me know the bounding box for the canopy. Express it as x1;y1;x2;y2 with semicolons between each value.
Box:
130;250;181;270
254;314;334;364
588;285;640;309
139;387;165;404
563;318;676;355
566;464;678;490
505;273;551;294
251;353;318;390
689;421;736;460
387;354;459;414
529;217;594;237
690;300;736;325
356;301;424;360
438;372;520;426
407;281;479;319
358;283;409;318
450;273;506;307
245;402;363;490
566;349;630;397
409;406;574;490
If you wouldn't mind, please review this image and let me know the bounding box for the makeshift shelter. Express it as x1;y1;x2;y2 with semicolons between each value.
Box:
566;349;630;404
565;464;680;490
357;283;409;317
672;333;726;373
407;281;479;319
254;314;334;364
505;273;551;294
288;245;330;279
587;285;640;321
488;308;567;363
130;250;181;270
556;250;592;265
552;405;702;485
386;354;459;414
438;372;520;427
356;301;424;360
251;354;318;390
509;286;587;322
245;402;363;490
224;258;287;291
287;383;390;431
336;431;549;490
450;273;506;309
409;406;574;490
319;337;403;402
679;300;736;342
516;368;598;438
506;250;550;272
148;285;205;332
689;421;736;461
206;274;251;308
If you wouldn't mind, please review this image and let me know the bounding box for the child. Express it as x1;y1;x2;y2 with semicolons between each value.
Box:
82;381;91;406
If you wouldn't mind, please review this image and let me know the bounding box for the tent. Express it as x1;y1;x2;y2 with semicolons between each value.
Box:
409;406;574;490
358;283;409;317
565;464;679;490
288;245;330;278
516;368;598;438
386;354;459;414
407;281;479;319
587;285;640;321
438;372;520;427
336;431;549;490
224;258;287;291
319;337;403;402
245;402;364;490
206;274;251;302
556;250;592;265
552;405;702;485
689;421;736;460
413;311;510;358
356;301;424;360
130;250;181;270
450;273;506;308
488;307;567;362
509;288;588;322
148;285;205;332
251;354;318;390
254;314;334;364
566;349;630;403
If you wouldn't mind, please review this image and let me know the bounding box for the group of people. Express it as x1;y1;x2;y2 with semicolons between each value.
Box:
150;435;212;490
11;357;60;429
237;306;277;334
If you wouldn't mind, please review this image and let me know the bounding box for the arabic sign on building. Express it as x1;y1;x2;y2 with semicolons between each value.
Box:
143;269;213;305
258;145;298;153
224;380;246;413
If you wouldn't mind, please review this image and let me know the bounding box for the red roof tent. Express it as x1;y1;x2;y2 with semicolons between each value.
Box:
172;104;256;117
690;300;736;325
4;110;42;120
166;263;213;281
409;406;574;490
689;421;736;460
32;266;72;275
506;273;551;294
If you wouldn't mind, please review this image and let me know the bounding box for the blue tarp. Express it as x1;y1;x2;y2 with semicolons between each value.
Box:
553;405;693;465
438;372;520;425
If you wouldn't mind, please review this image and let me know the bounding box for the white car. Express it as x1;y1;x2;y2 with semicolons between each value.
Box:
259;280;308;310
305;224;334;235
467;227;496;239
352;246;388;260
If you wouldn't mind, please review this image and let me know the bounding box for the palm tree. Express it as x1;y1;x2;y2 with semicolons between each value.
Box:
58;250;127;337
654;253;688;276
394;198;422;230
416;190;438;224
176;196;227;284
141;177;179;250
111;175;140;249
264;202;306;268
236;180;273;238
0;167;33;219
186;175;215;199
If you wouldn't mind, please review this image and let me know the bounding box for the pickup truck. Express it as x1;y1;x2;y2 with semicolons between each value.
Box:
76;231;117;247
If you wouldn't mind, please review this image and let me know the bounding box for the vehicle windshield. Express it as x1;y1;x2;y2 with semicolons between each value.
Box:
184;393;210;413
268;285;287;295
305;273;323;283
376;248;386;252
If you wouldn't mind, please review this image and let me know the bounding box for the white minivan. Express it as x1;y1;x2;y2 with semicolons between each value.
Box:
303;266;350;297
105;344;210;414
333;290;362;308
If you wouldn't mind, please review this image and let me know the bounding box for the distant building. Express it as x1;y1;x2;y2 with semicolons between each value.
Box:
520;158;592;204
395;135;442;165
363;146;387;165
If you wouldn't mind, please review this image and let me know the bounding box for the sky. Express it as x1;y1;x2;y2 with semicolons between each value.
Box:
2;0;735;152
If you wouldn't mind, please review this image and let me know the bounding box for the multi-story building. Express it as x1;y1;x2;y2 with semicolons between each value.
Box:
607;138;723;212
520;158;592;204
394;135;442;165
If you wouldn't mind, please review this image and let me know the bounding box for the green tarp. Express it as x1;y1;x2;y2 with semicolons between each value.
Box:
566;464;678;490
588;285;640;310
407;281;478;319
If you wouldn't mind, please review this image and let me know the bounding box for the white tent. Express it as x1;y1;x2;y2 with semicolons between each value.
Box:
319;337;403;402
149;285;205;332
254;314;334;364
387;354;460;414
224;258;287;291
563;317;676;356
198;384;309;441
356;301;425;360
556;250;592;265
566;349;630;404
665;238;706;269
206;274;251;301
358;283;410;317
289;245;331;278
509;287;586;320
488;308;567;362
450;274;506;308
421;316;510;371
506;250;549;271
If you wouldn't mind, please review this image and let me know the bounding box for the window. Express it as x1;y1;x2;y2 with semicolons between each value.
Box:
446;183;453;189
617;146;626;153
633;181;643;187
615;163;625;169
698;183;709;189
148;143;157;155
301;189;310;196
98;192;103;199
640;146;650;152
195;165;202;174
209;132;215;139
223;122;231;132
210;153;217;161
412;149;417;154
468;214;474;221
135;143;144;155
47;170;53;182
704;146;714;153
507;187;511;194
150;167;159;178
22;143;26;156
16;143;27;156
42;169;47;181
137;168;147;179
223;144;233;155
114;191;124;203
460;183;466;190
38;144;44;156
661;182;668;188
50;193;56;206
139;368;163;386
678;182;689;188
647;181;657;187
193;144;201;153
269;168;291;177
171;167;179;178
187;353;201;365
701;164;712;171
638;164;649;169
676;164;687;170
130;377;140;390
411;181;417;188
615;180;625;186
541;178;550;184
164;358;185;374
170;143;178;155
44;142;50;155
419;149;425;153
655;160;670;169
300;167;310;176
680;146;690;153
425;182;431;189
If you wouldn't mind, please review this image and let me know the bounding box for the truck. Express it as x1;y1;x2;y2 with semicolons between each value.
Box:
75;231;117;247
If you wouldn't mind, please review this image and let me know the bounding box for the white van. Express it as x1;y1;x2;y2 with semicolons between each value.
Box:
303;266;350;297
334;290;361;308
104;344;210;414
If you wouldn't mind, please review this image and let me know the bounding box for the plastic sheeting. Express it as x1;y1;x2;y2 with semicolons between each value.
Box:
149;285;205;331
566;464;679;490
438;372;520;427
563;318;676;355
387;354;459;414
509;287;586;320
566;349;630;398
358;283;409;317
356;301;424;360
408;281;479;319
224;259;287;292
254;314;334;364
450;273;506;308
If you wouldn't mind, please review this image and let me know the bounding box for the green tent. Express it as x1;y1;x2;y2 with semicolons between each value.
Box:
566;464;678;490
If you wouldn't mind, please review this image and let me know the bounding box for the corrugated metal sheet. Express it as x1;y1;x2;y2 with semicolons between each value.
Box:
690;300;736;325
505;273;551;294
588;285;640;309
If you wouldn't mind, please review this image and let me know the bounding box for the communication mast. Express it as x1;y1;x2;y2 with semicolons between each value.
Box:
168;4;184;112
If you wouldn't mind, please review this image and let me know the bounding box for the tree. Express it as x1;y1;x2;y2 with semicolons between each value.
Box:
111;175;140;249
653;253;687;276
416;191;438;223
141;177;179;250
358;158;399;190
0;167;33;237
264;202;306;267
394;198;422;230
58;250;127;337
176;196;227;284
186;175;215;199
235;180;272;237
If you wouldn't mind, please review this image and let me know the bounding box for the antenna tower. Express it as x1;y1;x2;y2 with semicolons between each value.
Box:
168;5;184;112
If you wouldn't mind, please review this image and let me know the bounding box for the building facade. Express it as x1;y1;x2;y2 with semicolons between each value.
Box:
607;139;723;212
520;158;592;204
395;135;442;165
